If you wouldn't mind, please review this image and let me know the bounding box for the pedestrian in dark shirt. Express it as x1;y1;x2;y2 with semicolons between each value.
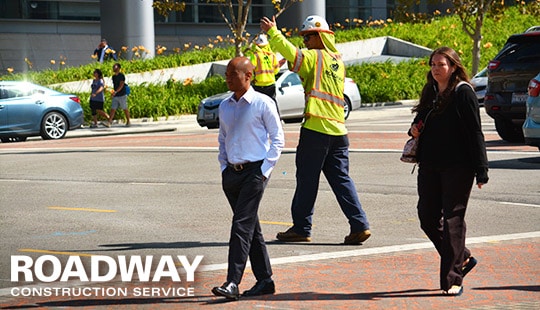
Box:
409;46;488;296
93;38;117;63
107;63;130;127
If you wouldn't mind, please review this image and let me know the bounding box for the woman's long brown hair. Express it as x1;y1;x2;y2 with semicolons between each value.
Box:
412;46;470;113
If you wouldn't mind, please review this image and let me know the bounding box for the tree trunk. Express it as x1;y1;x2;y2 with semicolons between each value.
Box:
235;38;244;57
471;33;482;76
470;12;484;76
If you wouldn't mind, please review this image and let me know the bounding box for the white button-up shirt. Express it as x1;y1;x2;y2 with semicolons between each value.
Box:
218;87;284;178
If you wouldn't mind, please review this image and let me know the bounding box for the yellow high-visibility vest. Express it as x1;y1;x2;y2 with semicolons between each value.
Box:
267;27;347;135
249;45;280;87
294;49;347;135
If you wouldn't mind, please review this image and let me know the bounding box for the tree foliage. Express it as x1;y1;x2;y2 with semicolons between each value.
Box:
450;0;504;75
152;0;186;17
153;0;302;57
214;0;252;57
395;0;506;75
395;0;540;75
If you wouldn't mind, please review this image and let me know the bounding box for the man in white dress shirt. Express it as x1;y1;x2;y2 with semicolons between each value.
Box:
211;57;284;301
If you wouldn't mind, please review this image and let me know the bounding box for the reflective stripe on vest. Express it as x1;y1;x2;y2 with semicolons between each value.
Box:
292;49;304;73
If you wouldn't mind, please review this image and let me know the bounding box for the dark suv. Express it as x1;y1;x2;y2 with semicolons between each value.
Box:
484;28;540;142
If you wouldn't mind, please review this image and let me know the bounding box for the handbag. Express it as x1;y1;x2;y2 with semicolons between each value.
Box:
401;109;433;164
400;138;418;163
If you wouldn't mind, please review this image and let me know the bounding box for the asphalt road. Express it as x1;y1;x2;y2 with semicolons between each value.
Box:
1;106;539;308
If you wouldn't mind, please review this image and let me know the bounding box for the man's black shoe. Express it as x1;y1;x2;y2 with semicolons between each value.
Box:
242;279;275;297
211;282;240;300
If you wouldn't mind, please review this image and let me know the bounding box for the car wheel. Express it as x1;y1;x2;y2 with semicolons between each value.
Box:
494;118;525;143
344;96;352;120
207;124;219;129
41;111;68;140
1;137;27;143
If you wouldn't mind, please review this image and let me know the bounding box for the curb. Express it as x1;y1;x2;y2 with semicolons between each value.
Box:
66;126;177;139
361;99;418;108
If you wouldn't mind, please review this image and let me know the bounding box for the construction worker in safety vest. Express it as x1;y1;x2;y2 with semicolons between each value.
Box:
261;15;371;245
248;34;281;111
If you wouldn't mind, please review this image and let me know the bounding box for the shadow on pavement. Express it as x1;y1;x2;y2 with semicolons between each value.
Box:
488;156;540;170
473;285;540;292
4;286;539;309
266;240;347;246
64;241;229;253
257;288;443;301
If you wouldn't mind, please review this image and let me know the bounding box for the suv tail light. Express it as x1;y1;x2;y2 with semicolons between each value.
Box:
488;60;500;71
528;78;540;97
70;96;81;104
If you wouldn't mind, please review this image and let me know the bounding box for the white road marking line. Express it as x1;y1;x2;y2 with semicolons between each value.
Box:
498;202;540;208
199;231;540;272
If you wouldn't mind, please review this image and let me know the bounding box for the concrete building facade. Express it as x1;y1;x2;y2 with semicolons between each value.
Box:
0;0;400;73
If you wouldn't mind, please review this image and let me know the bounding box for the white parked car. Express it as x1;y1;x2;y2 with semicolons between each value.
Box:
197;70;362;129
470;67;487;105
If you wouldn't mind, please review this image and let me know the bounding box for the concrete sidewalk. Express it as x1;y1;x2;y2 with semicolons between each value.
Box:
2;236;538;309
62;101;414;140
62;115;201;139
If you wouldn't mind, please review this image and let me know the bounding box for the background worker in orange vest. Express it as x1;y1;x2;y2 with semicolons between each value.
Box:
249;34;282;111
261;15;371;245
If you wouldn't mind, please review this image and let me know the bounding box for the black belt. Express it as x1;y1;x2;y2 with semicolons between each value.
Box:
227;160;263;172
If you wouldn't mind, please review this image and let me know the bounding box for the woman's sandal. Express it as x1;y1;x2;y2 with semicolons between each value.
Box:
463;256;478;277
443;285;464;296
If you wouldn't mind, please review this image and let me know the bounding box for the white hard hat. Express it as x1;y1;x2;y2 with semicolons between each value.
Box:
299;15;332;35
255;34;269;46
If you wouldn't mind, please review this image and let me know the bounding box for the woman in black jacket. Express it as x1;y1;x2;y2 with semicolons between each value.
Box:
409;47;489;296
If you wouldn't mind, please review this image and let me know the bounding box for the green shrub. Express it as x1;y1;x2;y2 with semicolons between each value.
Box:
347;59;428;103
3;47;236;86
74;75;228;122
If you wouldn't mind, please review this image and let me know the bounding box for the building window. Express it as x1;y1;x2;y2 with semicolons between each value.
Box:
326;0;373;24
154;0;275;24
0;0;100;21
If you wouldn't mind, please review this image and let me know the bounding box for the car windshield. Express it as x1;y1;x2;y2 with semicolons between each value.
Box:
0;84;36;99
497;41;540;64
474;67;487;78
280;72;302;88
